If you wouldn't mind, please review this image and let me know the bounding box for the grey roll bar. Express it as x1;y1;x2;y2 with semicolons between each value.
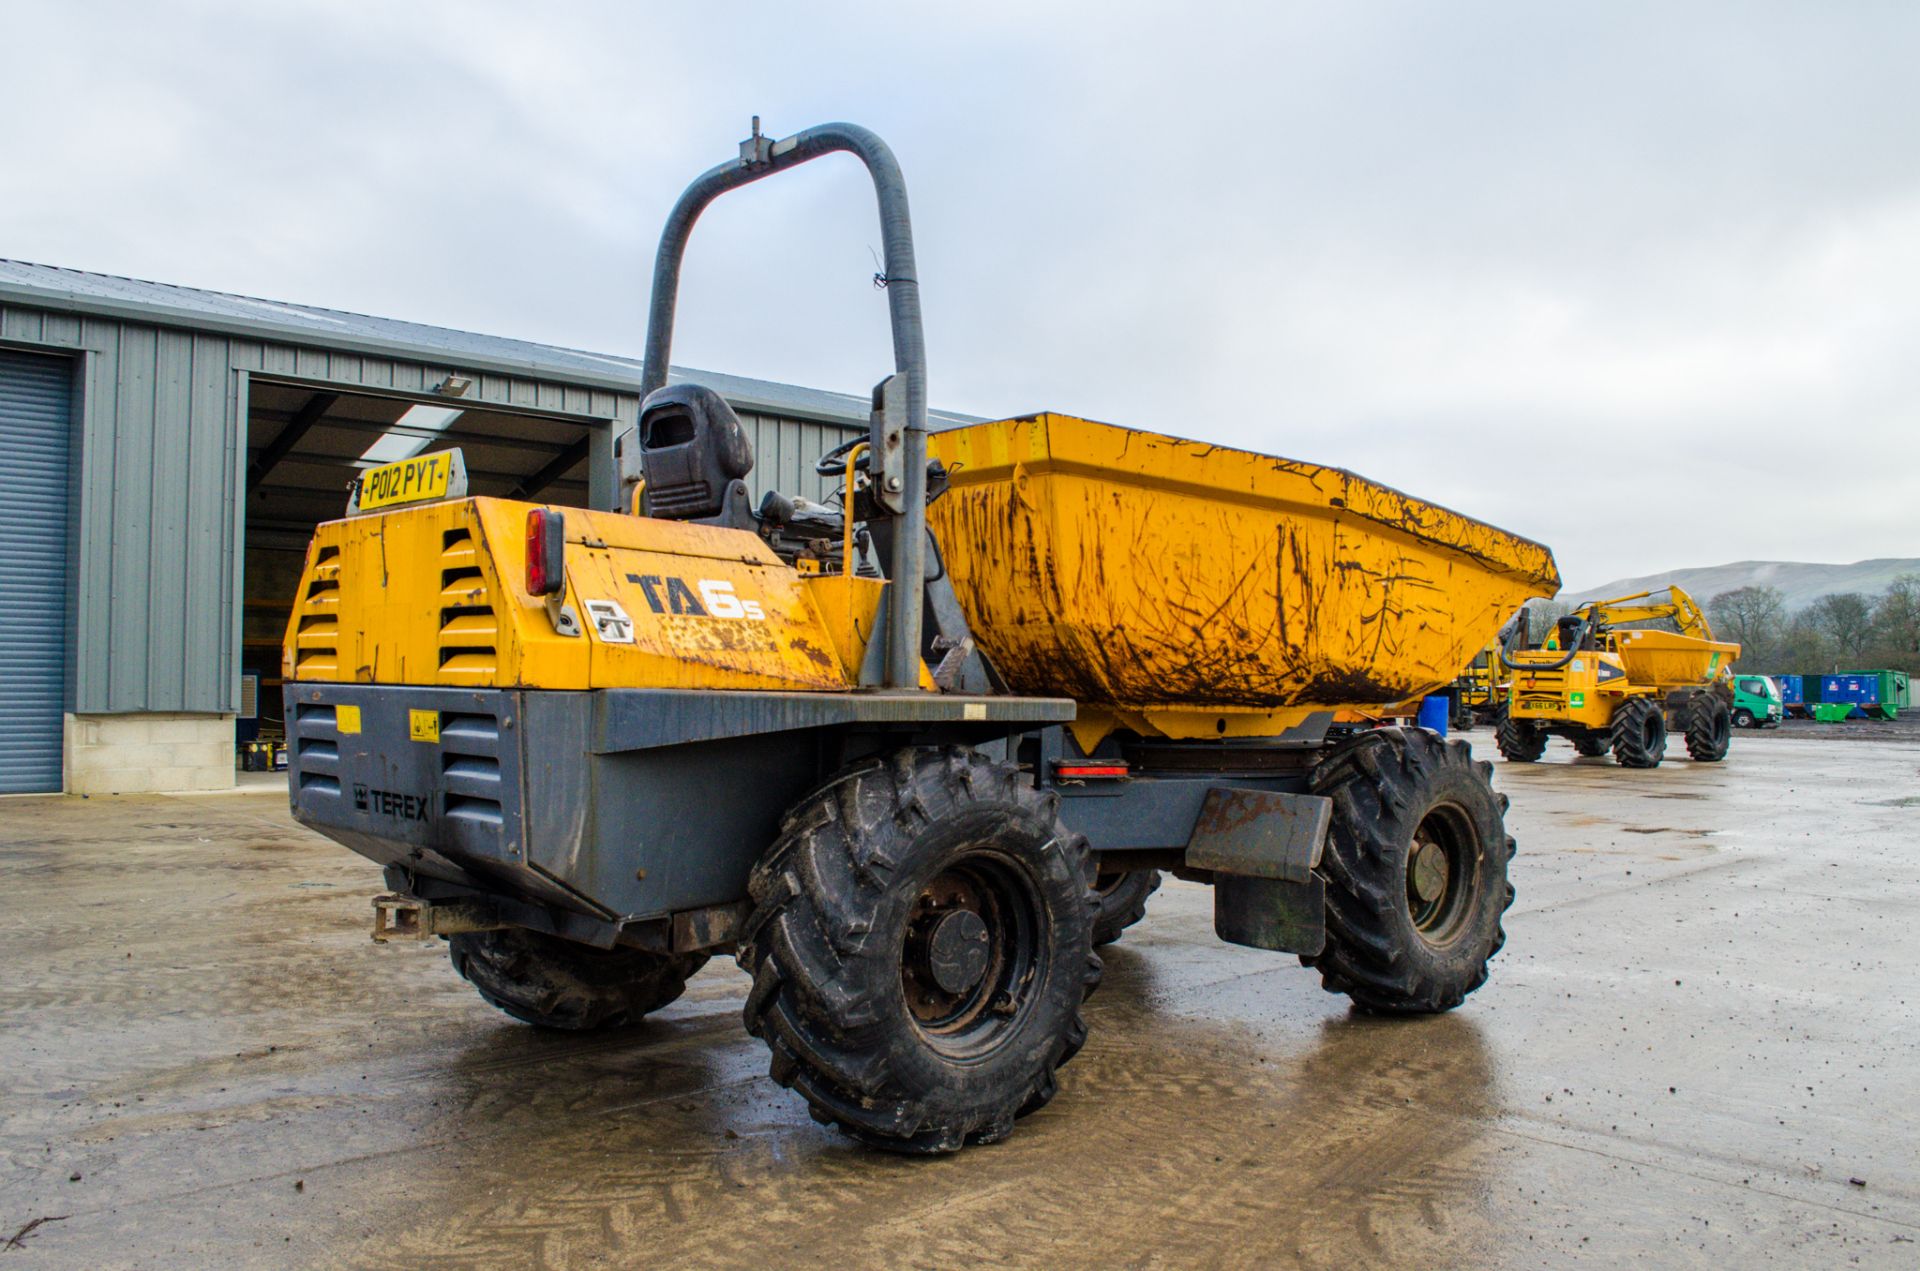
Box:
633;119;929;691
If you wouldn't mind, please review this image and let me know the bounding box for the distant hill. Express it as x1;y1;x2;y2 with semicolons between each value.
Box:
1562;559;1920;612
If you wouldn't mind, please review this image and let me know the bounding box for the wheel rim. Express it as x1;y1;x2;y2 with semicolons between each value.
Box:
1093;872;1128;899
900;851;1045;1059
1405;804;1479;947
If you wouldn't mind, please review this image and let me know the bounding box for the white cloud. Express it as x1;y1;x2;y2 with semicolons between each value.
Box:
3;0;1916;590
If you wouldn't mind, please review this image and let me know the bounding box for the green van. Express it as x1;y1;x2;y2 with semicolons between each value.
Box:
1731;675;1784;728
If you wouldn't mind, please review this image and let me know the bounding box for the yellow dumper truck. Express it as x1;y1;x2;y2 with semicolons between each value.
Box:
1496;587;1738;767
284;122;1560;1153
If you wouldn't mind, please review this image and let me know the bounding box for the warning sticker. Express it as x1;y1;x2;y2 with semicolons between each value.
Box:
409;710;440;743
335;704;362;735
584;598;636;644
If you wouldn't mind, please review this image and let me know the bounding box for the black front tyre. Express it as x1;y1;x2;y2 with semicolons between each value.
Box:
1302;728;1514;1014
1091;869;1162;946
1610;697;1667;768
1684;693;1732;762
1495;708;1547;762
1732;708;1755;729
449;928;708;1031
738;748;1100;1154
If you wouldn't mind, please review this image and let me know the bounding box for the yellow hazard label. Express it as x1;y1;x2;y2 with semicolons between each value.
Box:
335;704;362;734
409;710;440;743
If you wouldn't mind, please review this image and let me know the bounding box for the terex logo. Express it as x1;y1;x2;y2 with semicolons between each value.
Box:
352;783;431;823
625;574;766;620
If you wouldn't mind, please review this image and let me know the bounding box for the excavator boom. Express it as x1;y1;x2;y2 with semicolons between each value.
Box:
1571;586;1713;641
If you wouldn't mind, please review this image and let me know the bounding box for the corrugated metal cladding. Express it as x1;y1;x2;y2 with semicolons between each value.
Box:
0;303;639;718
738;410;861;504
0;350;73;793
0;276;882;723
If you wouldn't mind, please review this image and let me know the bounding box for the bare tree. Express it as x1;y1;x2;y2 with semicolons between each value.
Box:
1773;609;1830;672
1869;573;1920;670
1519;599;1571;646
1708;585;1786;662
1808;592;1875;666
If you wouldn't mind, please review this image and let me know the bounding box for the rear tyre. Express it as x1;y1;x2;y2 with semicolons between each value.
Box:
1684;693;1732;762
1570;732;1610;758
1495;708;1547;762
1091;869;1162;946
738;747;1100;1154
1450;695;1475;732
449;928;708;1031
1610;697;1667;768
1301;728;1514;1014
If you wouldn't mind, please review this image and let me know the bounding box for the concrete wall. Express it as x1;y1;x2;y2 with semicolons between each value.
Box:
64;712;236;794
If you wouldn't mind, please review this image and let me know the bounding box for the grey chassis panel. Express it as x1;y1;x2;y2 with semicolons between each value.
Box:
588;688;1074;752
286;683;1068;928
1057;772;1314;853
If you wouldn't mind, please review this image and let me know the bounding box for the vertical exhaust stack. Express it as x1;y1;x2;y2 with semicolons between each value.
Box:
630;119;930;690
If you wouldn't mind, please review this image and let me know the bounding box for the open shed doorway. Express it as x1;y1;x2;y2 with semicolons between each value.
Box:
241;380;604;755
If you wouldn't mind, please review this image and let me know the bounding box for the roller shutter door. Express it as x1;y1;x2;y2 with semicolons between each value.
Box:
0;350;72;793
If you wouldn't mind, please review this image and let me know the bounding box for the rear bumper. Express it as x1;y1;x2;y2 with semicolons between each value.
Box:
285;682;1074;928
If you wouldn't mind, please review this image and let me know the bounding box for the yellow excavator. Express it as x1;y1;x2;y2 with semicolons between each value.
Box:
1496;587;1738;768
1449;636;1509;729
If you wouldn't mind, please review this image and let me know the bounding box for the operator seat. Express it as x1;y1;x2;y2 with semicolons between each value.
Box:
637;383;756;530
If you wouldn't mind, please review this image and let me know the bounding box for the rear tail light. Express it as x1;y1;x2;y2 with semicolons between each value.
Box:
1053;761;1130;781
526;509;565;596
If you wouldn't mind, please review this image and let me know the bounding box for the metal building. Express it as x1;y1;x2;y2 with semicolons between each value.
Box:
0;260;964;795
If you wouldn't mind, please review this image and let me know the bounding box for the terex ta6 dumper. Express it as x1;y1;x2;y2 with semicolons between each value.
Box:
284;122;1560;1153
1496;587;1739;768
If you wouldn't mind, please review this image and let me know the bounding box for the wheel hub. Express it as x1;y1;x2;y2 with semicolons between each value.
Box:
1410;837;1451;904
925;909;990;994
1405;805;1479;946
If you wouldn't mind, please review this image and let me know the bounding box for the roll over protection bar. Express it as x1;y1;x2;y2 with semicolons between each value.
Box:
632;119;929;690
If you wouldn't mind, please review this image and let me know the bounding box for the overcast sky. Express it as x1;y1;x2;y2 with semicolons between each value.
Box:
4;1;1916;591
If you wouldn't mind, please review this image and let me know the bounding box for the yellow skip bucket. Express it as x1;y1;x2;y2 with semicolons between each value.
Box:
928;414;1560;744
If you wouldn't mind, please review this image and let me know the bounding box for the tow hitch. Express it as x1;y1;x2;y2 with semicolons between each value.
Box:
370;894;506;942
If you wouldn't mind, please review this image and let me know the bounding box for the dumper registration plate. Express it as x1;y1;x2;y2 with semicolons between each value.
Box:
352;449;466;513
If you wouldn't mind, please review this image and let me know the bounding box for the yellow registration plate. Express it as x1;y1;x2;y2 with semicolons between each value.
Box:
357;450;459;512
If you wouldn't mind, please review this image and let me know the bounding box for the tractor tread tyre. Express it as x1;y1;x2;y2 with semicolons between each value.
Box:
1091;870;1163;946
1684;694;1733;762
1494;708;1547;763
449;928;707;1032
737;747;1100;1154
1610;697;1668;769
1570;732;1609;758
1301;728;1514;1015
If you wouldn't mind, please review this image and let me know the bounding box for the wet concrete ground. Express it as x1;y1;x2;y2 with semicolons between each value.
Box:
2;727;1916;1269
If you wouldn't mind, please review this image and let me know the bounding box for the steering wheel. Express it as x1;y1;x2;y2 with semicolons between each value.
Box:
815;436;873;477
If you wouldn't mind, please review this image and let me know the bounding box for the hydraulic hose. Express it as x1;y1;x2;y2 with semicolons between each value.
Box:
1499;614;1593;672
